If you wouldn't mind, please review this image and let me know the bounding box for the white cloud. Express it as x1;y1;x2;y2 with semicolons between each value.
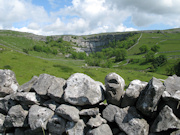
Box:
1;0;180;35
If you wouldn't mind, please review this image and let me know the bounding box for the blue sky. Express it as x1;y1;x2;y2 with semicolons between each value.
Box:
0;0;180;35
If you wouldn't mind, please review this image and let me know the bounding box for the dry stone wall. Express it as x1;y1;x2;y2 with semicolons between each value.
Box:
0;69;180;135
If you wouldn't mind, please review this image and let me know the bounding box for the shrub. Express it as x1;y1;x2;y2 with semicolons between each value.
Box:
139;45;148;54
151;45;160;52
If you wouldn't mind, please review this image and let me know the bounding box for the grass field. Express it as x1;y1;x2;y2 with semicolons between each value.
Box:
1;29;180;86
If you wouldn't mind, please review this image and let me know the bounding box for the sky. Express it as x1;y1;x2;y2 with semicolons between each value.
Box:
0;0;180;35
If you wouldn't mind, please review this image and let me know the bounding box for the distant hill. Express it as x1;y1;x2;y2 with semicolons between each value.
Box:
0;28;180;85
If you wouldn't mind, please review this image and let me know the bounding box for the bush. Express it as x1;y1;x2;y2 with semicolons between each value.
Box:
23;48;29;54
145;51;155;62
152;55;167;68
139;45;148;54
3;65;12;70
151;45;160;52
115;48;127;62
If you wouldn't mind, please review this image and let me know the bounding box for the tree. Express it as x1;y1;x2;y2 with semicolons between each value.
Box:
145;51;155;62
152;55;167;68
151;45;160;52
115;48;127;62
139;45;148;54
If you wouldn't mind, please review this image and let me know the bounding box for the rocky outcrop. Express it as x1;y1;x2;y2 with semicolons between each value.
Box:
0;69;180;135
61;33;131;53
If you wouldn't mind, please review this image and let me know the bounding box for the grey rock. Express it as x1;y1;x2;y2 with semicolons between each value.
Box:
121;79;147;107
4;105;28;128
102;104;120;122
0;113;5;132
87;124;113;135
48;115;66;135
87;114;107;128
11;92;40;105
32;74;54;97
55;104;80;122
164;75;180;95
64;73;105;106
105;73;125;106
43;99;59;111
115;106;149;135
136;77;165;117
47;77;66;103
28;105;54;131
0;69;19;97
66;120;85;135
150;105;180;133
18;76;38;92
0;95;16;114
162;90;180;101
171;130;180;135
79;108;99;116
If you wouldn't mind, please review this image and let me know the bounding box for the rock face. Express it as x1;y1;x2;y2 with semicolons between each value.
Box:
66;120;85;135
28;105;54;131
121;80;147;107
55;104;80;122
1;69;180;135
87;124;113;135
48;115;66;135
0;69;19;97
102;104;121;122
64;73;105;106
136;77;165;117
150;105;180;133
4;105;28;128
105;73;125;106
115;106;149;135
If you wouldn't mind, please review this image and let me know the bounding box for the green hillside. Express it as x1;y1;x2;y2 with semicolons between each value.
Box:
0;29;180;85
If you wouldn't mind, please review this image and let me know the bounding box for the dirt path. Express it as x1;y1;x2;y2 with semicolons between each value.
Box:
128;33;142;51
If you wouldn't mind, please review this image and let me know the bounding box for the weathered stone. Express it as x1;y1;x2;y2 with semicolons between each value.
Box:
164;75;180;96
43;99;59;111
171;130;180;135
87;124;113;135
18;76;38;92
0;69;19;97
102;104;120;122
115;106;149;135
55;104;80;122
105;73;125;106
150;105;180;133
32;74;54;97
28;105;54;131
47;77;66;103
87;114;107;128
64;73;105;106
136;77;165;117
4;105;28;128
66;120;85;135
79;108;99;116
48;115;66;135
11;92;40;105
0;95;16;114
121;79;147;107
0;113;5;132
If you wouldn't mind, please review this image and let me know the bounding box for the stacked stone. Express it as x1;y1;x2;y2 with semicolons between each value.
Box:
0;69;180;135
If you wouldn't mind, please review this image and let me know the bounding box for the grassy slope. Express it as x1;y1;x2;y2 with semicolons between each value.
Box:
126;30;180;75
0;30;174;86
